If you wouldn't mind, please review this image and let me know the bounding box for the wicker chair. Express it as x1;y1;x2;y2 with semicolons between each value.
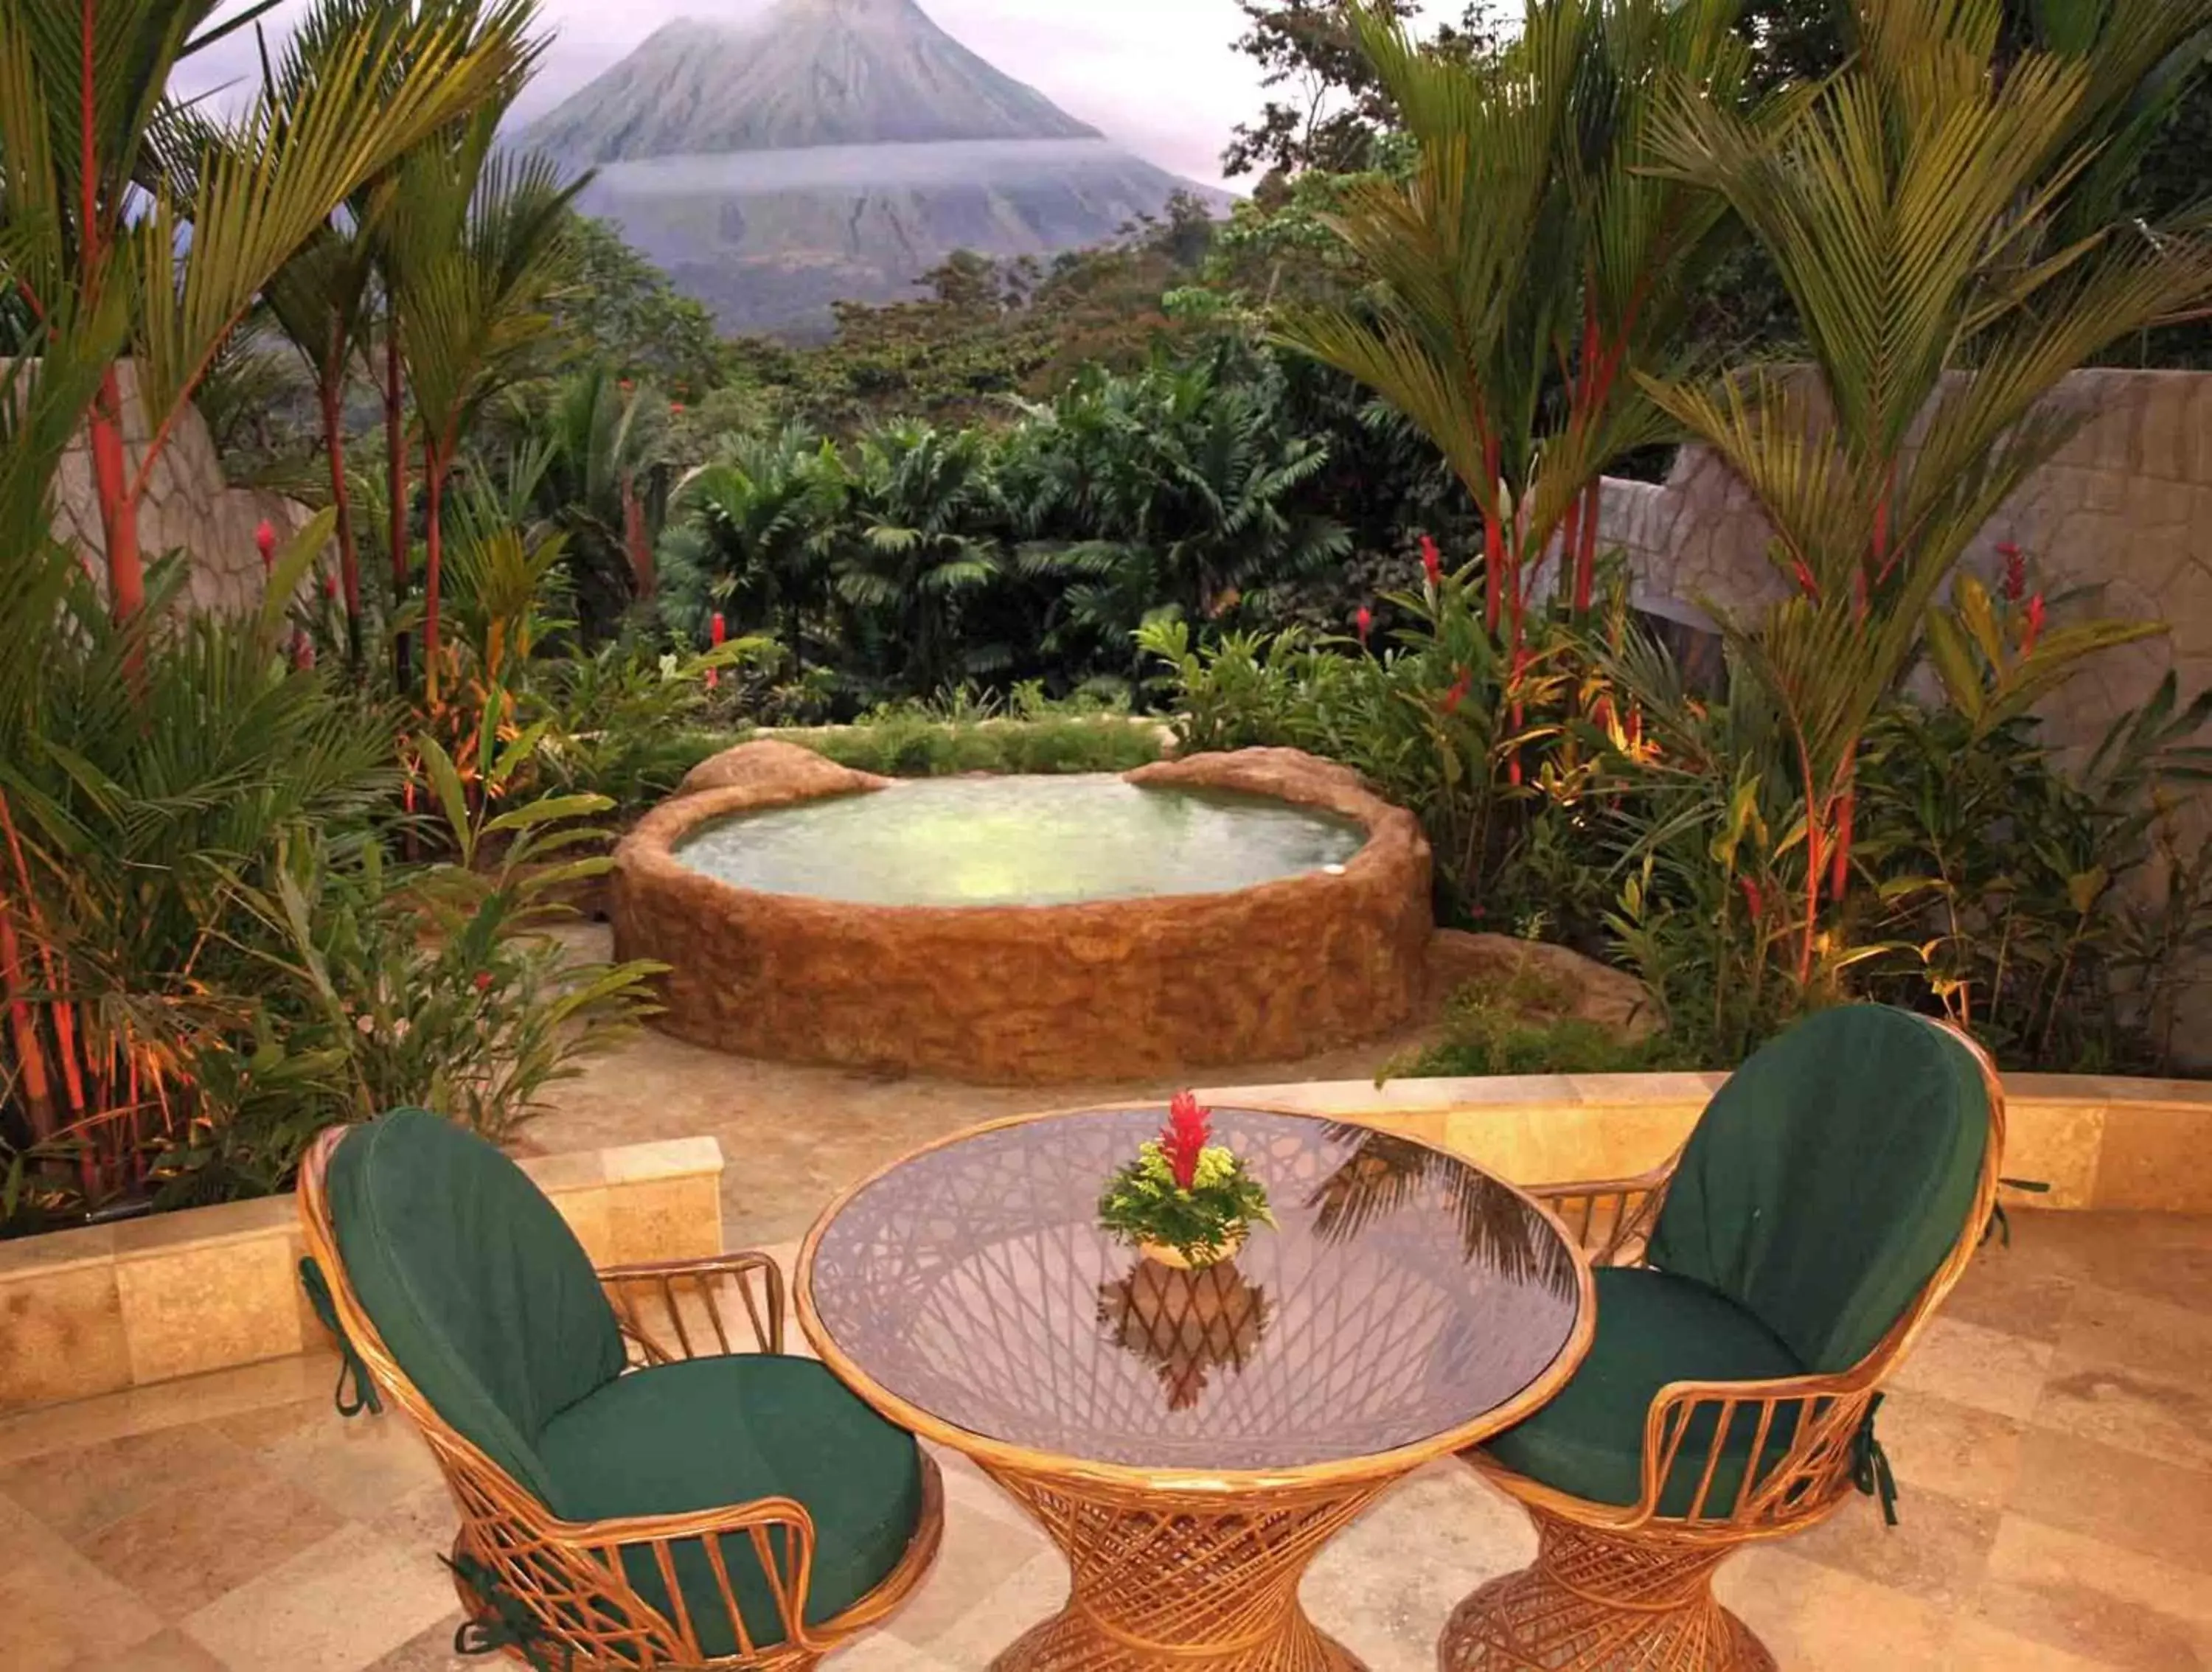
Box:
1442;1006;2005;1671
297;1110;943;1671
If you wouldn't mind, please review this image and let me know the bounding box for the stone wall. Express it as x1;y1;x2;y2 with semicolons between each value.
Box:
7;358;315;615
1597;369;2212;755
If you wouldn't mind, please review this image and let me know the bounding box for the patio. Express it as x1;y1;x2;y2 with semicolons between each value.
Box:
3;1191;2205;1672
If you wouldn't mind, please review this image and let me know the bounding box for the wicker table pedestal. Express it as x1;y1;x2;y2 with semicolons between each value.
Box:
798;1107;1596;1671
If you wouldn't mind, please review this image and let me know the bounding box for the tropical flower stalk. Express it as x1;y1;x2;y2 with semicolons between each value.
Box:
1099;1094;1275;1267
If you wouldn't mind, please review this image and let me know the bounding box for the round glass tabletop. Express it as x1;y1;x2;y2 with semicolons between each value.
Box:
800;1108;1587;1474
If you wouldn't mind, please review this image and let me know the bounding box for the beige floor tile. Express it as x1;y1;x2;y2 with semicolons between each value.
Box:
824;1632;962;1670
0;1357;332;1468
214;1399;443;1523
1303;1463;1535;1672
1787;1483;2000;1610
866;1483;1061;1651
0;1422;262;1544
1716;1545;1955;1672
2035;1352;2212;1471
60;1627;230;1671
888;1549;1068;1667
2008;1428;2212;1571
2058;1283;2212;1382
355;1617;472;1672
1949;1617;2132;1670
73;1449;346;1621
1891;1314;2056;1421
181;1526;456;1672
366;1479;461;1558
0;1491;164;1672
2017;1213;2212;1314
1944;1241;2080;1345
1879;1388;2030;1511
1974;1513;2212;1671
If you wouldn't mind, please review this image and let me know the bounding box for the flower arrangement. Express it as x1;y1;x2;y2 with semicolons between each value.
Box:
1097;1093;1274;1267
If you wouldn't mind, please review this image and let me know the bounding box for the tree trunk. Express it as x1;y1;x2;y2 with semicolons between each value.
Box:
88;367;144;625
386;326;410;690
621;471;655;602
321;373;364;671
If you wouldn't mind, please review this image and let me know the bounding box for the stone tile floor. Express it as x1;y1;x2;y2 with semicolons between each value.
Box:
1;1206;2208;1671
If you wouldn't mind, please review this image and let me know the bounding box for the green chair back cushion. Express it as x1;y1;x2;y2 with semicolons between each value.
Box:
1482;1266;1806;1514
1647;1005;1989;1373
538;1354;926;1655
325;1109;627;1502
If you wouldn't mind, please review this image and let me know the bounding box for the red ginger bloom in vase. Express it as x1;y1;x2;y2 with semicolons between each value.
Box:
1160;1090;1211;1191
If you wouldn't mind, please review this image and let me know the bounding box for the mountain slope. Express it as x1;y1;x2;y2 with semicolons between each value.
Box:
524;0;1098;163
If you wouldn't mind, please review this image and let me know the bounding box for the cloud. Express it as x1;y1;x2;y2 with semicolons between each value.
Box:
184;0;1459;189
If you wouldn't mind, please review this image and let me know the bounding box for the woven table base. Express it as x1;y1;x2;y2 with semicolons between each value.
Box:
1438;1509;1776;1672
982;1468;1380;1671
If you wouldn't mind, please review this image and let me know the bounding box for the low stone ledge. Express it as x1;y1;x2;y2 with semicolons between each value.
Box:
0;1135;725;1413
1196;1070;2212;1213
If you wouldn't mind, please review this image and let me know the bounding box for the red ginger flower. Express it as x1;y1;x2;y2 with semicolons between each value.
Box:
1354;605;1373;644
1739;875;1766;920
1420;534;1444;587
473;970;495;992
706;613;727;691
2023;593;2047;655
1441;666;1472;715
1161;1091;1211;1191
1998;541;2026;602
255;519;277;573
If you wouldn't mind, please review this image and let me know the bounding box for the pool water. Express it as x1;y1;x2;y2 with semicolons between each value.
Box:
672;775;1368;908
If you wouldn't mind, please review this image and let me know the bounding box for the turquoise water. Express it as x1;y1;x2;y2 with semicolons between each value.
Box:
672;775;1368;908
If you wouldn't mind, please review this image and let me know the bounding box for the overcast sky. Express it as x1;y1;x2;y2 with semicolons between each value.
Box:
187;0;1461;189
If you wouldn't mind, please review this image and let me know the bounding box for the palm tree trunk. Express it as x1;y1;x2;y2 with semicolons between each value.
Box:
386;325;411;690
320;372;364;671
88;368;145;625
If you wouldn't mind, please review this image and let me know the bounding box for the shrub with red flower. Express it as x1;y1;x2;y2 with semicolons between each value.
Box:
1441;666;1473;716
1098;1092;1275;1265
1354;605;1374;645
2023;593;2047;655
255;518;277;575
1997;541;2027;602
1420;534;1444;588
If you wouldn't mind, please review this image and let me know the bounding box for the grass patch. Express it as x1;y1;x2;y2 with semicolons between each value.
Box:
788;714;1165;777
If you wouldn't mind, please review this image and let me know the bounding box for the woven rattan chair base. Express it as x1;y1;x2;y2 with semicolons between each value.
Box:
980;1466;1382;1671
1438;1508;1775;1672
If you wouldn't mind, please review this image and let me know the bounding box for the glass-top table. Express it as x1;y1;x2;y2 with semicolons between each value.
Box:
797;1107;1593;1671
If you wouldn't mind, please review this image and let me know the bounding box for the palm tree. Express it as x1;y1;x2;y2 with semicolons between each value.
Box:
386;107;585;704
517;366;674;641
0;0;524;627
837;422;1006;699
676;425;849;675
1275;0;1751;648
1642;0;2212;980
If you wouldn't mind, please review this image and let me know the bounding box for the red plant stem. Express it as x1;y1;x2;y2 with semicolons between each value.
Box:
1829;769;1857;904
1559;495;1582;602
88;368;145;627
1800;756;1825;988
422;438;445;707
0;904;55;1145
1576;478;1603;613
386;325;410;689
1481;432;1504;633
321;372;364;669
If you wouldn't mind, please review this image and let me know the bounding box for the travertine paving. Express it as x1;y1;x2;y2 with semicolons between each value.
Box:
1;1206;2207;1671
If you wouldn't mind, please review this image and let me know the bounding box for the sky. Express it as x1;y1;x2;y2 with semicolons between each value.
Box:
187;0;1463;189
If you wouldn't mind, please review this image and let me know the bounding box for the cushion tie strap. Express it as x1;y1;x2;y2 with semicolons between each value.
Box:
297;1258;383;1418
1850;1393;1899;1527
445;1552;574;1672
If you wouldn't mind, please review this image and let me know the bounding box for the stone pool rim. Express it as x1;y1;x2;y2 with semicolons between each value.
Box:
611;745;1435;1081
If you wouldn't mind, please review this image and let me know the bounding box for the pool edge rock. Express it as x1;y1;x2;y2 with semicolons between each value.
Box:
613;745;1433;1082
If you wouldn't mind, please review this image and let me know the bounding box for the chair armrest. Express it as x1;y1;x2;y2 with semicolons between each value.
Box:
1526;1160;1677;1267
1630;1365;1877;1530
481;1483;830;1660
598;1251;785;1362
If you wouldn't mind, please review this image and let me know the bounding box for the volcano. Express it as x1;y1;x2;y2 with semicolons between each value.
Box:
523;0;1224;338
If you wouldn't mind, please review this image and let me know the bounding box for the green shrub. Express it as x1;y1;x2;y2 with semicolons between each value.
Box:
1384;987;1696;1081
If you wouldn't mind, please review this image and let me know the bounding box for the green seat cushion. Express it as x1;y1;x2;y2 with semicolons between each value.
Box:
538;1354;926;1656
1482;1266;1806;1514
1648;1006;1989;1373
326;1110;626;1503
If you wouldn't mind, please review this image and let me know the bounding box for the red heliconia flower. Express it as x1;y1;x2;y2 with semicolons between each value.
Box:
1739;875;1766;920
1441;666;1472;715
1354;605;1373;645
669;402;686;414
473;970;495;992
321;572;338;602
1161;1091;1211;1191
255;519;277;573
706;612;727;691
2023;593;2047;655
1420;534;1444;588
1997;541;2027;602
619;379;634;391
